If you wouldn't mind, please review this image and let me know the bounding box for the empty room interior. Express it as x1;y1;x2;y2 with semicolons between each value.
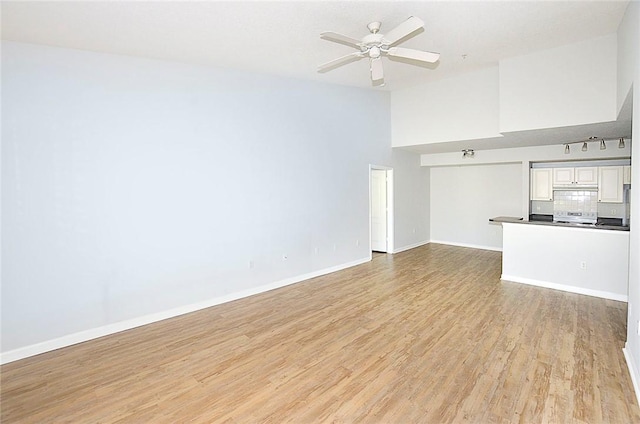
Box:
2;1;640;422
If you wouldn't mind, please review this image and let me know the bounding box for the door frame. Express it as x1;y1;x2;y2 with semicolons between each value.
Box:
369;164;394;258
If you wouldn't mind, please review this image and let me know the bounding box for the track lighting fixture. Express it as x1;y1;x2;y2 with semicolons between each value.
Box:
462;149;475;158
562;136;621;154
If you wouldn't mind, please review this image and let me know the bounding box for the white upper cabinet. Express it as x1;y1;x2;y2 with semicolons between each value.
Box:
624;166;631;185
553;167;598;186
575;167;599;185
598;166;624;203
553;167;574;185
530;169;553;201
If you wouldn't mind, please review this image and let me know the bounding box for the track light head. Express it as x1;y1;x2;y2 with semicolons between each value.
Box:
462;149;475;158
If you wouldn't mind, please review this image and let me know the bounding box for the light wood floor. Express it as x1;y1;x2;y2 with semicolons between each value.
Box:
2;244;639;423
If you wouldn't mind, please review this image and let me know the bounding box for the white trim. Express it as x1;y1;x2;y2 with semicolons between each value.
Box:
623;346;640;407
0;256;371;365
386;170;395;254
429;240;502;252
369;164;394;254
501;274;628;302
392;240;430;254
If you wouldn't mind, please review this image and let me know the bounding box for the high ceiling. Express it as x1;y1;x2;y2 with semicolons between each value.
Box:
1;1;629;91
1;1;632;154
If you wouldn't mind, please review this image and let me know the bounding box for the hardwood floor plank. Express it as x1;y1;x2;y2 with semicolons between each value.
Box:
2;244;639;423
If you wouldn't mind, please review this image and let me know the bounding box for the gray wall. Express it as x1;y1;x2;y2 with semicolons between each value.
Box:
429;163;523;250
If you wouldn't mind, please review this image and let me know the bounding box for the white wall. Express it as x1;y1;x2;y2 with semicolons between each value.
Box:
620;0;640;403
391;66;502;147
393;164;430;252
502;223;629;301
430;163;522;251
617;1;639;115
390;35;619;149
500;34;617;132
1;41;429;360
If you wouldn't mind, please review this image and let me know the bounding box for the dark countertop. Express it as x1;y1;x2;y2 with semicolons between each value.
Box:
490;215;630;231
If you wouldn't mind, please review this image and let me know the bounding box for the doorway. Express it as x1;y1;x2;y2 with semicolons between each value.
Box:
370;166;394;254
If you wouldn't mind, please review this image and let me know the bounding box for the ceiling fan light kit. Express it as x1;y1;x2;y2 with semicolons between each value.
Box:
318;16;440;86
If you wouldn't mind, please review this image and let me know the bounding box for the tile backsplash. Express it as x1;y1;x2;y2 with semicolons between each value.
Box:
531;200;554;215
553;190;598;214
553;190;598;223
532;188;629;219
598;202;627;218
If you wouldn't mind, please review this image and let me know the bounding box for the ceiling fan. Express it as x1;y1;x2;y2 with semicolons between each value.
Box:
318;16;440;86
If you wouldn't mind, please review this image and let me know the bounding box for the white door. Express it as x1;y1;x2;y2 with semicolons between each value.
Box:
371;169;387;252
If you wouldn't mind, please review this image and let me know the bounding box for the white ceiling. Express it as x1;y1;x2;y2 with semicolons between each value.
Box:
1;0;632;153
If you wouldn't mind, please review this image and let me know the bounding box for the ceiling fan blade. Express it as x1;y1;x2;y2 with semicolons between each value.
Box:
318;52;365;73
320;31;363;49
370;58;384;81
387;47;440;63
382;16;424;45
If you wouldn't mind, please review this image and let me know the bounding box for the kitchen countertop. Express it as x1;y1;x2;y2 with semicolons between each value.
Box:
489;215;630;231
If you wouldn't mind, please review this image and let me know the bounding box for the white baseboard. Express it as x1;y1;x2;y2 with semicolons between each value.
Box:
392;240;430;254
501;274;628;302
624;346;640;407
0;257;371;365
429;240;502;252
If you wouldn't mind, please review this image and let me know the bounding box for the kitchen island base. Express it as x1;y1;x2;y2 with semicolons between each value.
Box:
501;222;629;301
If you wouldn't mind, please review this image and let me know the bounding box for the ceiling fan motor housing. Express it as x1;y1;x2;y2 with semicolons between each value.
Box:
368;46;382;58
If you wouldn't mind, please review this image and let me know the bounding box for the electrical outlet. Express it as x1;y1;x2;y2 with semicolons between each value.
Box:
536;205;541;211
611;209;617;215
580;261;587;270
356;240;360;246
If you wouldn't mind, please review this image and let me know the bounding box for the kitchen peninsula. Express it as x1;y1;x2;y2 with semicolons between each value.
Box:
494;219;629;301
491;159;631;302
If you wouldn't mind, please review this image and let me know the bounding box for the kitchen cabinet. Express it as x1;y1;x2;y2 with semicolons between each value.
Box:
598;166;624;203
530;168;553;201
624;166;631;184
553;166;598;186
